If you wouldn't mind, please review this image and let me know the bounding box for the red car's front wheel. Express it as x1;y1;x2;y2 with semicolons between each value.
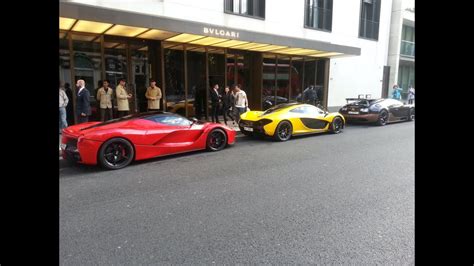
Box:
98;138;135;170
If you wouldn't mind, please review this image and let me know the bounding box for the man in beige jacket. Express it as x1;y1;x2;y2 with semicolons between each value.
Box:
96;79;114;122
116;78;132;117
145;79;162;111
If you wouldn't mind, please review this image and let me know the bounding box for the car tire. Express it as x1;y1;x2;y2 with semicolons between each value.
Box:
207;128;227;151
408;109;415;121
98;138;135;170
376;110;388;126
274;120;292;141
330;116;344;134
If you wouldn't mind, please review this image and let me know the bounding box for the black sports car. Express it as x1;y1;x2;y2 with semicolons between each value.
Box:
339;98;414;126
262;96;290;110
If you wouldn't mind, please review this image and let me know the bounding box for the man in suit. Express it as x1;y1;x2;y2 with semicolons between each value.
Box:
209;84;221;123
96;79;114;121
222;86;234;125
76;79;91;123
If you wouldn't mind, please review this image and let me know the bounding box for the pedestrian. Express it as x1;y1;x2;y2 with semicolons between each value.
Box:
209;83;221;123
233;84;248;122
145;79;162;111
194;85;205;120
64;82;74;125
59;81;69;133
94;80;103;103
96;79;114;122
392;84;402;100
222;85;235;125
408;85;415;104
76;79;91;123
116;78;132;117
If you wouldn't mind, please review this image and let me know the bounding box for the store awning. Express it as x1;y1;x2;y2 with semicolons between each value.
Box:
60;2;360;58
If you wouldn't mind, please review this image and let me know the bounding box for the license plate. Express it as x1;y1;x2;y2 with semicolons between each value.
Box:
243;127;253;132
348;111;359;114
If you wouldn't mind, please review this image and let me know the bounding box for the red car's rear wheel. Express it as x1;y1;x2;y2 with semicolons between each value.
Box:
98;138;135;170
207;128;227;151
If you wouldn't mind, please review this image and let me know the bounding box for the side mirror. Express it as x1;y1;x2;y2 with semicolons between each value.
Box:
190;117;198;126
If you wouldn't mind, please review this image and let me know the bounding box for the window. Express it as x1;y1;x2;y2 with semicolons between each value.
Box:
290;105;323;115
224;0;265;19
304;105;324;115
386;99;403;106
145;114;192;126
305;0;333;31
290;107;305;113
400;25;415;57
359;0;381;40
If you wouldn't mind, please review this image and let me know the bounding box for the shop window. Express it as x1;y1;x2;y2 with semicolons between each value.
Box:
224;0;265;19
305;0;333;31
359;0;381;40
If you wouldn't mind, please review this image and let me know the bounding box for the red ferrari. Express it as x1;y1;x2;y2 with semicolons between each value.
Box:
61;111;236;170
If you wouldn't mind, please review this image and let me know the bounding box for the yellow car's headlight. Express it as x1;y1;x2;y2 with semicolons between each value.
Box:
257;119;273;127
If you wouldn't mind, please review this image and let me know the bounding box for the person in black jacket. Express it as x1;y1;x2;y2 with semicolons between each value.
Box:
222;86;234;125
75;79;91;123
209;84;221;123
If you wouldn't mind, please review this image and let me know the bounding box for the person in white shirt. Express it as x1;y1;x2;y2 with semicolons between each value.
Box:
408;85;415;104
59;81;69;133
232;84;248;122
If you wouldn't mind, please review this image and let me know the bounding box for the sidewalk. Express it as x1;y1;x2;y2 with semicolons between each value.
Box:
59;120;243;160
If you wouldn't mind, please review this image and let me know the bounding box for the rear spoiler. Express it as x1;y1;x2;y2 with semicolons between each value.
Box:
346;94;372;103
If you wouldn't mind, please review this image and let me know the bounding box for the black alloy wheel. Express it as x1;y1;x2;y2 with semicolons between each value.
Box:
377;110;388;126
207;128;227;151
330;117;344;134
98;138;135;170
274;121;293;141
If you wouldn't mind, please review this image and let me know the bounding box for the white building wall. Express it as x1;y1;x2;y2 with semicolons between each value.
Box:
64;0;394;108
327;0;393;107
387;0;414;97
387;0;404;92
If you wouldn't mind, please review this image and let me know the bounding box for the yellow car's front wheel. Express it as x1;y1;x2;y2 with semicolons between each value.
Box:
274;121;293;141
330;116;344;134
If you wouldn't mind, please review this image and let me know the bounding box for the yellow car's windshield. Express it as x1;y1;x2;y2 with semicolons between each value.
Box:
263;103;299;115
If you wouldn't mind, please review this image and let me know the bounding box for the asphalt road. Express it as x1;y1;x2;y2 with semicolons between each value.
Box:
60;121;414;265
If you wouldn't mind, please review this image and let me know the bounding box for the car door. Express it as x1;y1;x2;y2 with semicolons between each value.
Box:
298;105;329;133
387;99;404;121
398;103;412;119
145;114;204;148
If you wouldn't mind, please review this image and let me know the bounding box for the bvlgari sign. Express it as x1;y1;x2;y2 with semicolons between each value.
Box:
203;27;240;38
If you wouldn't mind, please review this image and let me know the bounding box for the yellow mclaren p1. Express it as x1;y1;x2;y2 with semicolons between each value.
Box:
239;103;345;141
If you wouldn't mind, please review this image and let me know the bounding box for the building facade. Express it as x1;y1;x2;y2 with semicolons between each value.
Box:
386;0;414;101
60;0;393;123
